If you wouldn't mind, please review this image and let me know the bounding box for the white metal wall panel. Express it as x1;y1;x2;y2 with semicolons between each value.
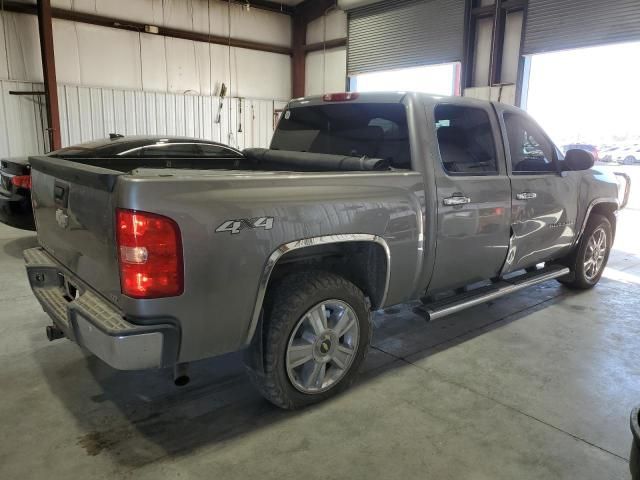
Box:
1;79;281;156
306;10;348;44
347;0;465;75
53;84;280;150
523;0;640;54
0;80;46;157
501;10;524;84
50;0;292;47
0;12;9;80
306;48;348;96
101;89;116;138
1;10;291;100
90;88;104;139
2;12;43;83
473;16;493;88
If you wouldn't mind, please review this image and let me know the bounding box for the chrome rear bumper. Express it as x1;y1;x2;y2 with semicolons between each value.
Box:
24;247;177;370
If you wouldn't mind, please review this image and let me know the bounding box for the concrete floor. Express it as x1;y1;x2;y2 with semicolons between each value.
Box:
1;167;639;479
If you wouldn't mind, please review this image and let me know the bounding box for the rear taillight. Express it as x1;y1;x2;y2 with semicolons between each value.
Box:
116;209;183;299
11;175;31;189
322;92;359;102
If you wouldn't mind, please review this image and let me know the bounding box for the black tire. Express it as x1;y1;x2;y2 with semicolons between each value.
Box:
246;271;371;409
558;213;612;289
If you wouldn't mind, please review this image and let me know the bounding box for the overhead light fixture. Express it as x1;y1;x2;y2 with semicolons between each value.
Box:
144;25;159;34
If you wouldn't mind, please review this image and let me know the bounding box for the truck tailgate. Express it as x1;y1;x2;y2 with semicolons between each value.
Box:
29;156;122;299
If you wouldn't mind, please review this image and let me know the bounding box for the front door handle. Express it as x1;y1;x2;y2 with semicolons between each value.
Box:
443;195;471;206
516;192;537;200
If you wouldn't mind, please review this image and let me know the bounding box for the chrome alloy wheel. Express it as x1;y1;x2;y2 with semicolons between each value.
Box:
285;300;360;394
584;226;607;281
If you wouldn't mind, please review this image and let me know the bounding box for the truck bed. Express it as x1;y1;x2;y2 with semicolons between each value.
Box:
29;153;423;362
39;148;390;176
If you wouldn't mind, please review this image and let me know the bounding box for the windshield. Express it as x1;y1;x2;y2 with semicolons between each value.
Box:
270;103;411;169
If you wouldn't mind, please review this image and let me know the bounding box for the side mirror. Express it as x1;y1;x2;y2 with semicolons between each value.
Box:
563;149;594;171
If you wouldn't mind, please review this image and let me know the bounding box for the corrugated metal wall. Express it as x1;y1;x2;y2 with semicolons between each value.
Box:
1;82;287;158
0;80;47;158
57;85;287;151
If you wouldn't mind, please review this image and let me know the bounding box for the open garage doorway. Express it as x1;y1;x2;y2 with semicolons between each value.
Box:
350;62;461;96
522;41;640;165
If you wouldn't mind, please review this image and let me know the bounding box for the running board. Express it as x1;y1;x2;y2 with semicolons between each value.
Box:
423;265;570;321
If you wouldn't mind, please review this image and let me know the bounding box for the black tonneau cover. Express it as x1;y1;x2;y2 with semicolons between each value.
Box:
243;148;389;172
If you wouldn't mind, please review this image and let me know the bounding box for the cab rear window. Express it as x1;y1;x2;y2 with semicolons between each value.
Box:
271;103;411;169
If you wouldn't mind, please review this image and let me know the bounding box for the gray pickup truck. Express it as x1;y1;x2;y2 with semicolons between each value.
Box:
24;92;627;409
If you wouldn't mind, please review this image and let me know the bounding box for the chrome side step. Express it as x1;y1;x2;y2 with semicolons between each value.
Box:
423;265;570;321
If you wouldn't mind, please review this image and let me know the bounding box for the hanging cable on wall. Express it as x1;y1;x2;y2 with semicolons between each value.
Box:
37;87;47;152
189;0;199;98
227;0;235;148
1;0;11;79
69;0;84;85
1;0;50;154
321;3;339;94
207;0;218;140
162;0;169;96
207;0;213;98
138;30;145;91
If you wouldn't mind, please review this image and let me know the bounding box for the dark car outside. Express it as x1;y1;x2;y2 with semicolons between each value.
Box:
0;135;243;231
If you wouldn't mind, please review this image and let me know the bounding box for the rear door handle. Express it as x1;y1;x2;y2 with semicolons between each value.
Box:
516;192;537;200
443;195;471;206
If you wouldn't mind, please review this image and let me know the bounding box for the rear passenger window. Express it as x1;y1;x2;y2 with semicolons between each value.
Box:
503;112;555;173
435;105;498;175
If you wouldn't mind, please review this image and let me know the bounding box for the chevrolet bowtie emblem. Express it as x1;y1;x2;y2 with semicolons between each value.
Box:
55;208;69;229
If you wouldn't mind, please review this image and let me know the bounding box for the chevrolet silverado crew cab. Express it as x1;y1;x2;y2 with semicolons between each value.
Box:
24;92;628;409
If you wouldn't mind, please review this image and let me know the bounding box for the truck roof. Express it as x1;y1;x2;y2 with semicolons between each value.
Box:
289;91;512;111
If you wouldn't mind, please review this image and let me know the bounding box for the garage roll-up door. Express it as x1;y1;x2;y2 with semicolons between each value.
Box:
523;0;640;54
347;0;465;76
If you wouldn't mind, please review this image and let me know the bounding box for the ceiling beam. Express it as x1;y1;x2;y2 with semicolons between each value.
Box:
304;37;346;53
291;14;306;98
228;0;295;16
290;0;339;98
294;0;338;23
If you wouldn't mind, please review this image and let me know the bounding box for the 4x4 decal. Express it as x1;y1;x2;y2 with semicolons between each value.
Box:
215;217;274;235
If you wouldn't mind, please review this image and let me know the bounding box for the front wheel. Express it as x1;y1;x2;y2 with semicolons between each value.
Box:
558;214;612;289
246;271;371;409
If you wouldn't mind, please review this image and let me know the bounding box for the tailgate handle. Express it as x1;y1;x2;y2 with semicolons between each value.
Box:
54;181;69;208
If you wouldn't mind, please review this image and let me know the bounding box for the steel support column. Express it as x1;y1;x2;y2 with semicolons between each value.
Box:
291;15;306;98
37;0;61;151
291;0;337;98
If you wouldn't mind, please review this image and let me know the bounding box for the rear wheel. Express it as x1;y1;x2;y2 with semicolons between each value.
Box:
246;271;371;409
558;214;612;289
